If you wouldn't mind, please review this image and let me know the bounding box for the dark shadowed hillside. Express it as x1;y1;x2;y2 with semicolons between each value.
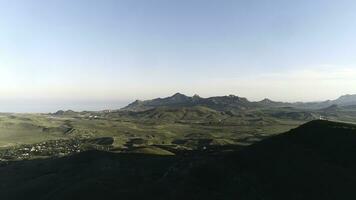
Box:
1;120;356;200
234;120;356;199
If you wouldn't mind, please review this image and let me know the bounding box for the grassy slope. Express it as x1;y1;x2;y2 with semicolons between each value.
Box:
0;107;306;149
0;114;67;147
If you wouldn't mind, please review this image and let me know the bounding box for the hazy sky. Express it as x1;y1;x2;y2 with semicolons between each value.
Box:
1;0;356;112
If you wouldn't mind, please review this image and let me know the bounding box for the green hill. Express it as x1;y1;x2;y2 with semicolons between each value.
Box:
127;106;226;122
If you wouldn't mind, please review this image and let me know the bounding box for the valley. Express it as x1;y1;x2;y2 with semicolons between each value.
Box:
1;93;356;161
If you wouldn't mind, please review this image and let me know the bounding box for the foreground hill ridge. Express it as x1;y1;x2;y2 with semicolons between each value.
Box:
121;92;356;112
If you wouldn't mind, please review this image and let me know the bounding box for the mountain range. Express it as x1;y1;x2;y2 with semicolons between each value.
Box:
121;93;356;112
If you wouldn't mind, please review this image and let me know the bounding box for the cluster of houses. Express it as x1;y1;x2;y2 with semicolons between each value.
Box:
0;138;113;161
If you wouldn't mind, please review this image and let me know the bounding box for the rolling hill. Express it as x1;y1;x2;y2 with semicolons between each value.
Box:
1;120;356;199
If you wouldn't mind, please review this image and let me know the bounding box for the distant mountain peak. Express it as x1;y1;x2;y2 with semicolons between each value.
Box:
333;94;356;106
227;94;242;99
167;93;190;102
171;92;187;98
260;98;273;103
337;94;356;99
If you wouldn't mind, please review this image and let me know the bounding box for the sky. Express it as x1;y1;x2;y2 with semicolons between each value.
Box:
1;0;356;112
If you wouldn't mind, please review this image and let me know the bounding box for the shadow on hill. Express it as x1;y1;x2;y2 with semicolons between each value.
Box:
234;120;356;199
1;120;356;200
